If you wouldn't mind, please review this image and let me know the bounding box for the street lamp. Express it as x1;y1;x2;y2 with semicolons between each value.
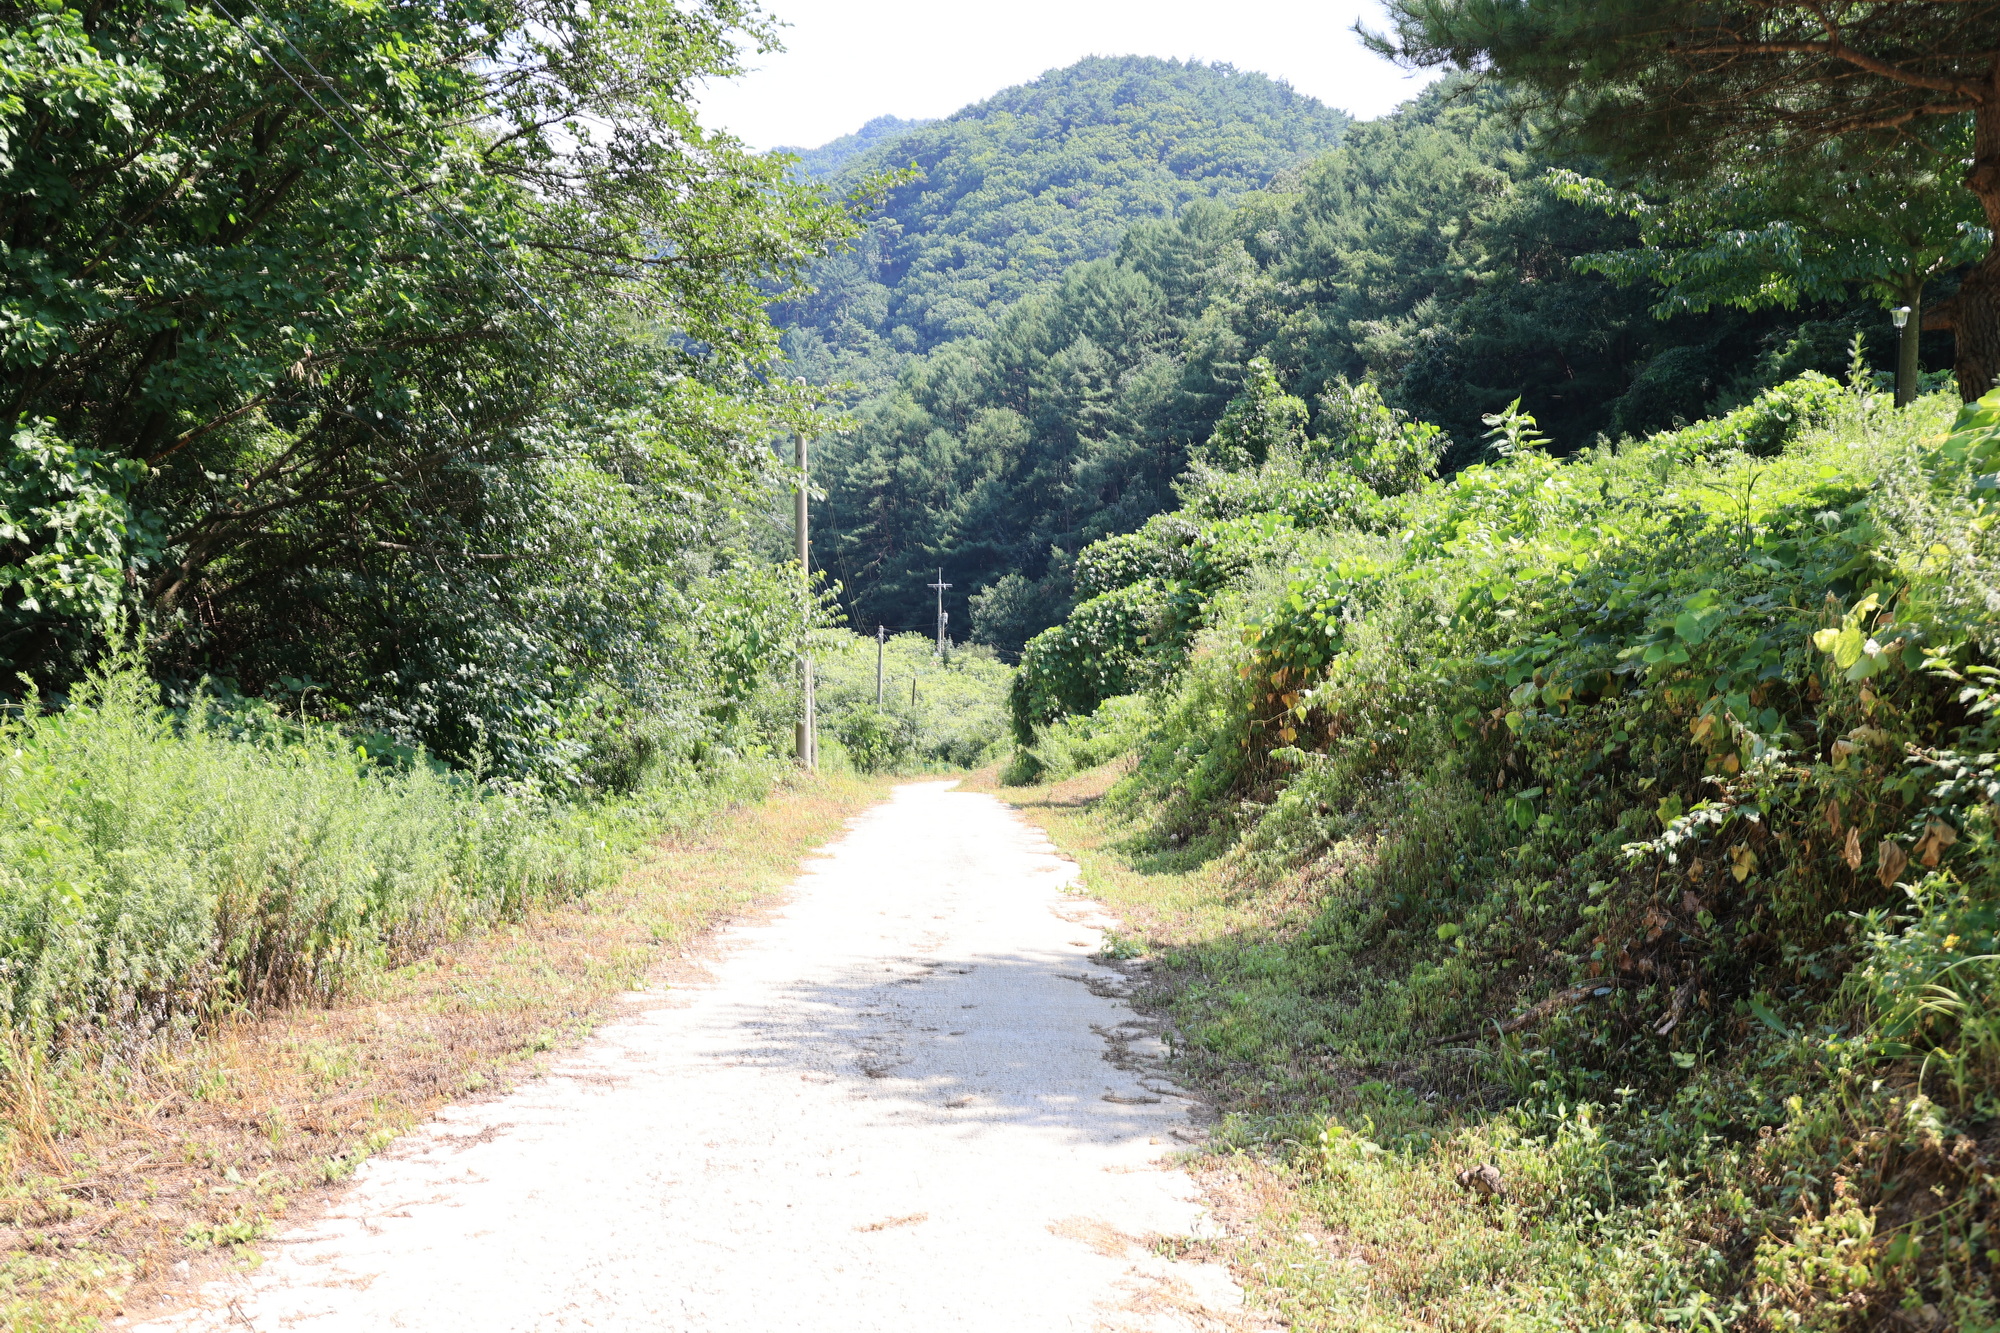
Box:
1891;305;1916;409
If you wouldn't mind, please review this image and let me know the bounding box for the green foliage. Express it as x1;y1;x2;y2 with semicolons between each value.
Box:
779;56;1350;378
1652;370;1850;460
0;419;159;655
1370;0;2000;398
0;0;856;779
1027;377;2000;1324
1552;125;1988;320
1199;358;1309;469
815;78;1893;652
1310;378;1447;496
1002;694;1151;786
809;632;1011;772
1013;582;1171;742
1015;509;1305;736
781;115;933;181
0;665;740;1043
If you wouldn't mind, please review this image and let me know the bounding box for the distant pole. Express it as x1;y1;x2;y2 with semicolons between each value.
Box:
912;673;917;708
875;625;885;707
1893;302;1917;408
927;567;953;656
795;432;815;771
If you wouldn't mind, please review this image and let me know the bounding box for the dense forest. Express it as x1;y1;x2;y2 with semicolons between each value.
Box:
773;57;1352;392
0;0;1016;1092
792;71;1959;653
780;114;933;182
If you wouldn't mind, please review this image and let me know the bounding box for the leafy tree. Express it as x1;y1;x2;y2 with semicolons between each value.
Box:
1554;125;1987;400
817;81;1889;651
1311;378;1447;493
0;0;856;776
781;115;934;181
1200;358;1309;468
1367;0;2000;397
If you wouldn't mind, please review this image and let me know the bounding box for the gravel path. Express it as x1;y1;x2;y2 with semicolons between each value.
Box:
133;780;1254;1332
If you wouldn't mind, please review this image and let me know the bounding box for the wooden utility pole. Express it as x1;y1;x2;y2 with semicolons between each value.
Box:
928;568;952;656
795;433;816;771
875;625;885;706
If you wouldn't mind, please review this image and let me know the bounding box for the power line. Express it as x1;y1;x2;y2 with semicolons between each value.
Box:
209;0;586;359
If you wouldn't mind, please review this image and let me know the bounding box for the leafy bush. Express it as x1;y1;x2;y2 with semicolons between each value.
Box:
1013;584;1169;741
1001;694;1152;786
810;631;1011;772
1023;375;2000;1326
1311;377;1449;495
1649;368;1849;458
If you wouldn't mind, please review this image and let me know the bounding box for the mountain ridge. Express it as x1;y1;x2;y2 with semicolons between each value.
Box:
775;55;1351;387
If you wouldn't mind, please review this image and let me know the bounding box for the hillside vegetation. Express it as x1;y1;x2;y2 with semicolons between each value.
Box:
1006;372;1999;1328
810;79;1935;657
777;56;1350;389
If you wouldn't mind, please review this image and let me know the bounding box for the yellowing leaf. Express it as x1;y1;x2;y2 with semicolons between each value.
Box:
1877;839;1909;888
1916;820;1958;868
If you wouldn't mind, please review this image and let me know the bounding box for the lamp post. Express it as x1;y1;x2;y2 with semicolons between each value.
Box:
1892;304;1916;409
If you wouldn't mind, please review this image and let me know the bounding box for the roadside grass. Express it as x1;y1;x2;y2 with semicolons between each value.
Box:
988;765;1856;1333
0;770;889;1331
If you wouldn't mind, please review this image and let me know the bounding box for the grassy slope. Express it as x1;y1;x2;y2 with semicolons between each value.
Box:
0;771;889;1331
992;388;2000;1332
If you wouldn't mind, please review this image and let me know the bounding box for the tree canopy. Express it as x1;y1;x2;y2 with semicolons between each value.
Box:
1367;0;2000;396
774;56;1351;388
0;0;857;780
812;82;1897;656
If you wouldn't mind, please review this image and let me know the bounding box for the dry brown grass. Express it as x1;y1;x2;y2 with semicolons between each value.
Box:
0;770;889;1332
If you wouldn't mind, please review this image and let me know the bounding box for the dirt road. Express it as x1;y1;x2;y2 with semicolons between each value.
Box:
132;781;1253;1332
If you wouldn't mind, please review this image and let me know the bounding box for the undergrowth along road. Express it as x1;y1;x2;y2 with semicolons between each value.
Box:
126;781;1253;1333
0;771;889;1331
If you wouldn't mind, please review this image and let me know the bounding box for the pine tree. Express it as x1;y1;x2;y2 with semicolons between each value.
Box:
1368;1;2000;398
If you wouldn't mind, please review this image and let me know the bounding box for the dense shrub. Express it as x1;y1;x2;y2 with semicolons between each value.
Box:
1020;374;2000;1327
1648;368;1848;459
810;631;1011;772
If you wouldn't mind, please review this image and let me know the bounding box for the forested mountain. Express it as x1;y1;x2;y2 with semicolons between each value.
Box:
813;81;1907;653
781;115;933;181
774;57;1351;388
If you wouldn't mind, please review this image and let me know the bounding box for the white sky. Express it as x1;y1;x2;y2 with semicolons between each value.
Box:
695;0;1441;152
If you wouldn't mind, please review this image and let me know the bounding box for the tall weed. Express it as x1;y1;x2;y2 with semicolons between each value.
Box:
0;667;644;1045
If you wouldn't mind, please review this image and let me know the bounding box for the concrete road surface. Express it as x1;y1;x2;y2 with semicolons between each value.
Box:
133;780;1255;1332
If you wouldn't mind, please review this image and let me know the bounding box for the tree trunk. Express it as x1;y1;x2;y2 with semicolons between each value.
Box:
1957;91;2000;401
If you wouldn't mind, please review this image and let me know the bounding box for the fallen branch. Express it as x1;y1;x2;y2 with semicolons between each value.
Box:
1431;979;1624;1048
1654;978;1699;1037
